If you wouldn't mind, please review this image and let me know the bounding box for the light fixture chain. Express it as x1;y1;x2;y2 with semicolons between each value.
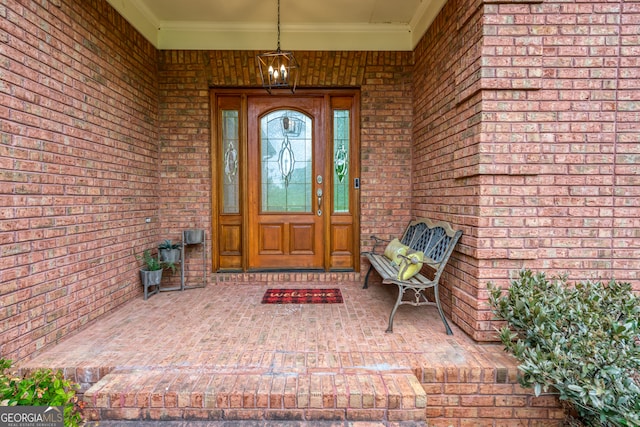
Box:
277;0;281;52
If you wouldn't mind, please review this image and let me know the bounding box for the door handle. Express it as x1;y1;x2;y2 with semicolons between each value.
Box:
316;188;323;216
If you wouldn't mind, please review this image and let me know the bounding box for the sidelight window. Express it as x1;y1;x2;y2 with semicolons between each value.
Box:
333;110;350;213
222;110;239;214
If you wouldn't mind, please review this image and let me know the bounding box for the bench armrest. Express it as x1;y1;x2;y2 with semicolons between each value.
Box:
369;235;390;254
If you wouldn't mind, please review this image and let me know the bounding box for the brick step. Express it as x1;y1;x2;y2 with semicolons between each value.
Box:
211;271;363;287
83;367;426;423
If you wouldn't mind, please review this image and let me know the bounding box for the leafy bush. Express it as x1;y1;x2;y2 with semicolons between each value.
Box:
0;358;84;426
488;270;640;427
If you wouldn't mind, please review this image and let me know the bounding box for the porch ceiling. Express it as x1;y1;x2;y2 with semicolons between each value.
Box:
105;0;447;51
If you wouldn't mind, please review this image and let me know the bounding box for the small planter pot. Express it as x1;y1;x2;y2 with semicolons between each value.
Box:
184;229;204;244
159;248;181;263
140;268;162;300
140;269;162;286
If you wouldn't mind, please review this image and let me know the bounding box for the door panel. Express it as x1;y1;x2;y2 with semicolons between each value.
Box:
248;96;325;270
259;224;284;253
220;224;241;254
331;224;351;253
330;219;354;269
290;223;315;254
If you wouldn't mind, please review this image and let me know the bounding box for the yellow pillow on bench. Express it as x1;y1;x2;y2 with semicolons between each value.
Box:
383;238;409;266
397;250;424;280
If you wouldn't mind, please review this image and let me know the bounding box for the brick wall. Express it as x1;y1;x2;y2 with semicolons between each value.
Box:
155;51;211;288
0;0;159;361
413;0;640;341
412;0;487;340
420;364;565;426
358;52;415;247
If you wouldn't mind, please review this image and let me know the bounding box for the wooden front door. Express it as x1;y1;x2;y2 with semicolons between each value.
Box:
212;89;360;272
247;96;325;269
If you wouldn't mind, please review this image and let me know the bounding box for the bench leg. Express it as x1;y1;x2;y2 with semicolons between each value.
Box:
434;285;453;335
385;285;454;335
363;264;374;289
385;285;405;333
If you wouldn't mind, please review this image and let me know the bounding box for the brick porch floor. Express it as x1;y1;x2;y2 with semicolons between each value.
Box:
18;273;564;425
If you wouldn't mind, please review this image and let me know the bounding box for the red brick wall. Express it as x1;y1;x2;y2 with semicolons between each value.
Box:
420;365;565;426
358;53;415;246
413;0;640;341
0;0;159;361
412;0;487;340
155;51;211;287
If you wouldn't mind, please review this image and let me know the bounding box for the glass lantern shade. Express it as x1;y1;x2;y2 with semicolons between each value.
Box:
256;50;299;94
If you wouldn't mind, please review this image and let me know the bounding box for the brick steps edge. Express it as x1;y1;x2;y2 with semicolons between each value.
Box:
82;368;426;423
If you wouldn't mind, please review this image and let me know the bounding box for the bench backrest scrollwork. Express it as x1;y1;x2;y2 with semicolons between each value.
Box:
399;218;462;281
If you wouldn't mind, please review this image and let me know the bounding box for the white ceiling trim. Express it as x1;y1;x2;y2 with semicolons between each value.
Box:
409;0;447;48
106;0;160;46
157;23;413;51
106;0;446;51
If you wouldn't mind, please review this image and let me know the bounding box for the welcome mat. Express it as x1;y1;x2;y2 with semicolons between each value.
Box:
261;288;343;304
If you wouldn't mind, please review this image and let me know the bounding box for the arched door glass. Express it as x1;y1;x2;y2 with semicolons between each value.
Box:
260;110;313;213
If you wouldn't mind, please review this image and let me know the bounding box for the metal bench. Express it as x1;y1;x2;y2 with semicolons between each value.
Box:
363;218;463;335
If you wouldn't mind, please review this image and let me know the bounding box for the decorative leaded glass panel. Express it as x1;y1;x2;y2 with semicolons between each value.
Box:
222;110;239;214
260;110;312;212
333;110;349;213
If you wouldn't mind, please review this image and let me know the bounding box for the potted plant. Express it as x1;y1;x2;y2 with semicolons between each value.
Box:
138;249;163;286
158;239;181;263
137;249;163;299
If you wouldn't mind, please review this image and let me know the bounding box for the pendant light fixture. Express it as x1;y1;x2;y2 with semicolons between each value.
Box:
256;0;299;93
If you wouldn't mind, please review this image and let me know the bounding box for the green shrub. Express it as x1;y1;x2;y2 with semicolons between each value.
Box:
488;270;640;427
0;358;84;426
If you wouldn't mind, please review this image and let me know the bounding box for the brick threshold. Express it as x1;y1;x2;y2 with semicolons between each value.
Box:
83;366;427;423
211;271;363;286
